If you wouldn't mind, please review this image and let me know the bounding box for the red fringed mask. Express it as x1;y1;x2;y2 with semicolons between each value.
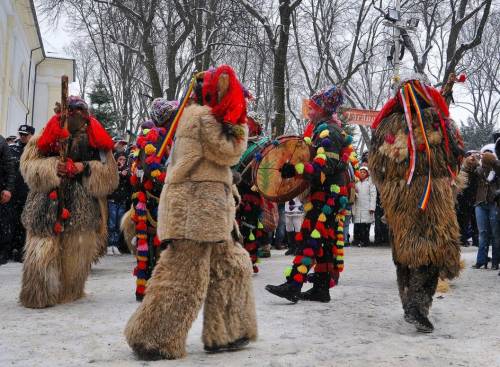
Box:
201;65;247;125
37;114;114;154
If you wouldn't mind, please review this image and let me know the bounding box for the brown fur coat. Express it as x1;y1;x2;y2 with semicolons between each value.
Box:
20;134;118;253
157;104;248;243
369;109;462;279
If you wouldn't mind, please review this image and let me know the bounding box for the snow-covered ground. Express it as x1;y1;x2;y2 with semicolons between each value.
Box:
1;246;499;367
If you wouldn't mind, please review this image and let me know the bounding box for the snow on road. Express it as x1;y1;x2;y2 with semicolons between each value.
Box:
0;246;499;367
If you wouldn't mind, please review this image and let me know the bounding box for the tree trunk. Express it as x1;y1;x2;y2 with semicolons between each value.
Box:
273;3;293;136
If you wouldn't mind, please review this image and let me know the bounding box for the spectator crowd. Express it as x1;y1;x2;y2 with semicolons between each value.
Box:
0;125;499;277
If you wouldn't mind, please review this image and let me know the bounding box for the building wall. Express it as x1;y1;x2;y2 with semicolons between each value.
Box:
0;0;74;137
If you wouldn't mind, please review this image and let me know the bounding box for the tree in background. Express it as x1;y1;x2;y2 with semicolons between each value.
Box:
89;80;118;135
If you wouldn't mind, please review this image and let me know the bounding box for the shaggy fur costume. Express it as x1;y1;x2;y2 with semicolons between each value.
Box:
19;134;118;308
369;108;462;279
369;83;464;331
125;102;257;359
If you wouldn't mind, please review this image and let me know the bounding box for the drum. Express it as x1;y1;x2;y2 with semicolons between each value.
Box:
253;135;313;202
233;136;270;178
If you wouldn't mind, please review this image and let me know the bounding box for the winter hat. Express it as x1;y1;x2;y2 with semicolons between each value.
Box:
480;143;496;156
359;166;369;173
68;95;88;111
149;98;179;126
310;85;344;117
246;111;263;137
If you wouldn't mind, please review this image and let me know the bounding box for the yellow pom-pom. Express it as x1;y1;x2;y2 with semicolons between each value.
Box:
142;129;150;135
311;229;321;239
295;162;305;174
145;144;157;155
304;202;313;212
151;169;161;178
297;265;308;274
318;213;327;222
319;129;330;139
304;136;312;145
316;147;325;154
257;221;264;229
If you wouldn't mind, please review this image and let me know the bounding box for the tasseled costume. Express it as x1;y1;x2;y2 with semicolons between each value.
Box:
285;121;359;289
129;121;168;301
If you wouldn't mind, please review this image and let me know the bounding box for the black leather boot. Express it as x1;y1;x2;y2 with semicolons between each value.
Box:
284;232;296;255
298;273;331;303
265;282;300;303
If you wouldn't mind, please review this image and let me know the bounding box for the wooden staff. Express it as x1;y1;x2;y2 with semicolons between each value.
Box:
60;75;69;161
441;72;456;107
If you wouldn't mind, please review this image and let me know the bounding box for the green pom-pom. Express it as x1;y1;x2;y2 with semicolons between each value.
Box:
330;184;340;193
304;137;312;145
301;257;312;266
284;266;293;278
257;221;264;229
311;229;321;239
295;162;304;174
339;196;348;207
249;231;255;241
345;135;353;144
322;205;333;215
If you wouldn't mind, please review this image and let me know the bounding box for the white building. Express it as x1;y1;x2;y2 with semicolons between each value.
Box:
0;0;74;137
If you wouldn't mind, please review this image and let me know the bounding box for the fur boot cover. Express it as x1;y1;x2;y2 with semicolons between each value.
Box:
120;207;137;255
369;100;463;279
124;240;257;359
19;134;118;308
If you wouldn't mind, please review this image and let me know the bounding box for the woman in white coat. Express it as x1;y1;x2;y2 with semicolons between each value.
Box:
353;166;377;246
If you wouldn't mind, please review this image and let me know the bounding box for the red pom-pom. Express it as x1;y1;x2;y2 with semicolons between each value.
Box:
49;190;58;201
53;222;63;234
293;256;304;265
145;129;159;143
60;208;71;220
135;221;147;231
317;247;324;257
339;186;348;196
138;239;147;247
384;134;395;144
304;163;314;174
158;172;166;183
136;285;146;294
295;232;303;241
456;74;466;83
137;192;147;203
145;155;156;165
153;236;161;247
138;261;147;270
301;219;311;230
143;180;153;191
303;248;314;257
130;175;139;186
313;157;326;166
293;274;304;283
136;136;147;149
327;198;334;206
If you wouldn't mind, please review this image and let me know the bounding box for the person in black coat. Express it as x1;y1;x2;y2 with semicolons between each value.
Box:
9;125;35;262
0;134;16;264
107;152;132;255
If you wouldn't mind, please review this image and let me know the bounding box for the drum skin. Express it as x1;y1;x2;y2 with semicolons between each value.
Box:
253;135;313;202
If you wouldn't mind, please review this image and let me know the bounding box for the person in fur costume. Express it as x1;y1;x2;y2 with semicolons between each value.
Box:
265;85;359;303
368;76;464;333
128;98;178;301
124;65;257;360
19;96;118;309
